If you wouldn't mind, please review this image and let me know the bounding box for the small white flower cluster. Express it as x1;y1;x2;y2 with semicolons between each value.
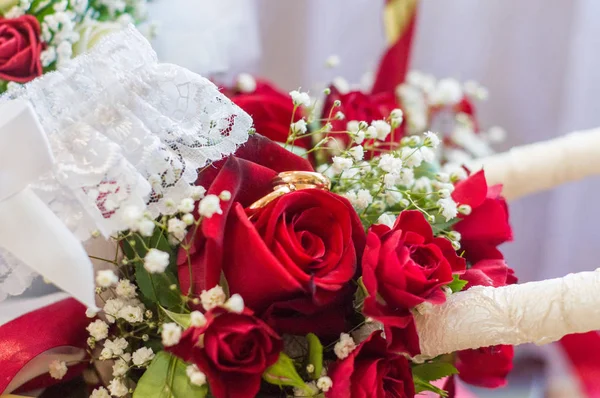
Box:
289;89;311;107
40;1;84;67
4;0;31;19
396;70;503;164
334;333;356;360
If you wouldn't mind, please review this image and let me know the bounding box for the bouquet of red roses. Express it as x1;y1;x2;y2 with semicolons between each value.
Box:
44;80;512;398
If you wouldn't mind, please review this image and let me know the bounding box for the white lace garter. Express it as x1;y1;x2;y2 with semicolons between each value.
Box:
0;26;252;301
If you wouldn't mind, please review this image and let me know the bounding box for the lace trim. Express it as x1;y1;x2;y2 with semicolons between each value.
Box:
0;26;252;300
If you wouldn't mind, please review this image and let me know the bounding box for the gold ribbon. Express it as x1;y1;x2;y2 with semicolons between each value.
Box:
384;0;419;44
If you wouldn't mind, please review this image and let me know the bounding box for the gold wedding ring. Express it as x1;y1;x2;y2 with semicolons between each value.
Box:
246;171;331;217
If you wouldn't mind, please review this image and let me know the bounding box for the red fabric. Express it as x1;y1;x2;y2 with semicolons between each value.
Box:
560;332;600;397
0;298;88;393
372;10;418;94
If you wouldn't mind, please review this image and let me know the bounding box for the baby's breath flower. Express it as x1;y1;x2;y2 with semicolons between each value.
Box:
348;146;364;161
332;76;350;94
86;307;98;318
383;173;398;189
108;378;128;397
201;285;226;311
291;119;308;135
334;333;356;359
116;279;137;299
118;305;143;323
90;387;110;398
346;120;360;133
198;194;222;218
132;347;155;366
236;73;256;93
334;111;345;120
104;338;128;357
306;364;315;374
332;156;353;174
190;186;207;200
448;231;462;241
458;204;472;215
371;120;392;141
138;219;155;237
378;154;403;173
161;323;182;347
398;168;415;186
144;249;170;274
365;125;378;139
87;319;109;341
186;364;207;386
355;189;373;210
419;147;436;163
224;293;245;313
190;311;207;327
377;213;397;228
423;131;441;148
103;298;124;323
317;376;333;392
168;218;188;241
401;147;423;168
289;90;311;107
96;270;118;288
182;213;195;225
390;108;404;127
432;78;463;105
437;197;458;221
354;130;365;145
112;359;129;377
48;360;67;380
178;198;195;214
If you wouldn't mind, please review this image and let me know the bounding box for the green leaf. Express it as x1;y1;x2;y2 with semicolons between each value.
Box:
133;351;208;398
219;272;230;298
412;362;458;383
135;262;181;309
263;352;311;393
353;277;368;311
432;218;461;233
413;376;449;397
446;274;468;293
306;333;323;380
160;306;191;329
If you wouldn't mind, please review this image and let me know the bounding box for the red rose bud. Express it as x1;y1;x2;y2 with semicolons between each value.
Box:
166;308;283;398
0;16;44;83
451;170;513;263
327;331;415;398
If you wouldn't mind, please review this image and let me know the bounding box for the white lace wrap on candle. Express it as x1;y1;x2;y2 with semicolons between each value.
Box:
0;26;252;301
415;270;600;358
468;128;600;201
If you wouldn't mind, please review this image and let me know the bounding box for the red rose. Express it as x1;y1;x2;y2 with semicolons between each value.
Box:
229;79;310;148
462;259;517;290
361;210;465;355
363;210;466;308
166;308;282;398
455;345;514;388
451;170;513;263
322;86;403;147
179;134;366;336
327;331;415;398
0;16;43;83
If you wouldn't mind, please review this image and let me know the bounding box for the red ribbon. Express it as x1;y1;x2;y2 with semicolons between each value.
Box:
560;332;600;397
372;0;419;94
0;298;89;394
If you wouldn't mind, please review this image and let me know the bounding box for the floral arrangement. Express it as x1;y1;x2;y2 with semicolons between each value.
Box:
61;71;517;398
0;0;150;92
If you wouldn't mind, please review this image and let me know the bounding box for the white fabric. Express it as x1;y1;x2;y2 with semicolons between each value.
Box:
0;26;252;303
414;269;600;358
0;101;95;308
469;127;600;201
148;0;260;79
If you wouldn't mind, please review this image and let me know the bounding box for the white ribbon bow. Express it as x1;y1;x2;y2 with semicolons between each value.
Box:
0;100;97;310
